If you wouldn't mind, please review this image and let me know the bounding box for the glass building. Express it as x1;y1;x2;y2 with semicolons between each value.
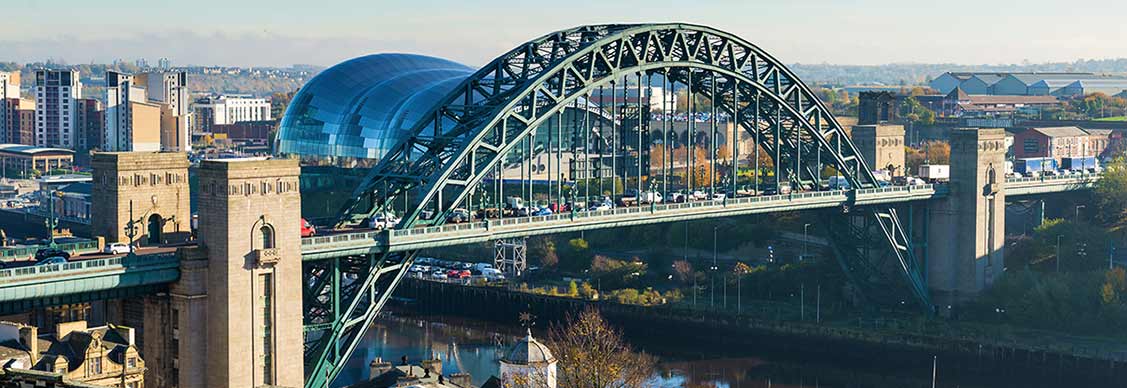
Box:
276;53;474;160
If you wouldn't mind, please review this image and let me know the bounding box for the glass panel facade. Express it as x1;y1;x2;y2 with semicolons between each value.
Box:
276;53;474;160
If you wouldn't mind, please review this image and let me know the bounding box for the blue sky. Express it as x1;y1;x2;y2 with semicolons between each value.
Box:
2;0;1124;67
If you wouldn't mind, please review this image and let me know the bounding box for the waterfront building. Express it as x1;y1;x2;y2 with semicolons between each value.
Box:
34;70;82;149
1012;126;1111;160
0;320;146;388
360;357;474;388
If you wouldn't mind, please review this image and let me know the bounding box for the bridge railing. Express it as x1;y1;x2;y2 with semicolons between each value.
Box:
0;240;100;261
1005;173;1100;184
0;252;178;281
301;184;936;247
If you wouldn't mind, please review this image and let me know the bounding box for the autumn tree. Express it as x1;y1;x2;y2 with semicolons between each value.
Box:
672;260;693;283
549;308;656;388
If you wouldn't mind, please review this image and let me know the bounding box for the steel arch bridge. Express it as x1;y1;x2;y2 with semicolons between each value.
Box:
303;23;929;387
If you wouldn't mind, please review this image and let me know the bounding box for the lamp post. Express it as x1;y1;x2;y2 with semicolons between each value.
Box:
802;223;811;261
1056;235;1063;273
1075;205;1085;222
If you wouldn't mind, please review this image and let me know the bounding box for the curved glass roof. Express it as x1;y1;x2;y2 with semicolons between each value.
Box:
276;53;474;159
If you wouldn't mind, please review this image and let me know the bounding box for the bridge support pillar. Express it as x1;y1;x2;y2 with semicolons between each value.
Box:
851;124;906;176
927;128;1006;304
187;158;305;388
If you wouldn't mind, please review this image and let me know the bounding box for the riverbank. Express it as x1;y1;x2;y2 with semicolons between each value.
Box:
394;278;1127;387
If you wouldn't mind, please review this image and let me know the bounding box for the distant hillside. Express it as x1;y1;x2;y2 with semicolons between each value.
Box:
790;58;1127;87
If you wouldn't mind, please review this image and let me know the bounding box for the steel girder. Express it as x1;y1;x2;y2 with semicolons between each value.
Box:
311;23;931;387
303;252;415;387
336;23;878;227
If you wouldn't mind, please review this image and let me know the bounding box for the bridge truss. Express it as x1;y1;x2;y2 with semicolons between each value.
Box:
304;23;931;387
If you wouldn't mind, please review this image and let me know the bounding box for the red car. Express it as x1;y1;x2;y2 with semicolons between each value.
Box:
301;218;316;237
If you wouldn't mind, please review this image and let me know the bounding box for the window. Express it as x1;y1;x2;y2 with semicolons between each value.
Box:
260;273;274;384
260;225;274;250
87;357;102;375
128;357;137;368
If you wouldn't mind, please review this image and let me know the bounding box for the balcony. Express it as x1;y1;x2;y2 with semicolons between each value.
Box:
254;248;281;266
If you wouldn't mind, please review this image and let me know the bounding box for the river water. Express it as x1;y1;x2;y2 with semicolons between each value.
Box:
330;313;1090;388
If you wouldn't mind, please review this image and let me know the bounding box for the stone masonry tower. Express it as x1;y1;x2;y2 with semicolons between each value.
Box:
91;152;191;245
927;128;1006;303
851;124;906;176
197;158;304;388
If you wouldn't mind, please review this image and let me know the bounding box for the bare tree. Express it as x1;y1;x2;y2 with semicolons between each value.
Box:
549;308;655;388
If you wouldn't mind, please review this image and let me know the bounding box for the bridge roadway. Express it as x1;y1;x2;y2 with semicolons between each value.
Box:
0;174;1099;312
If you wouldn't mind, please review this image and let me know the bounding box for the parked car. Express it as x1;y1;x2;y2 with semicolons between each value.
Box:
34;248;70;261
104;242;131;255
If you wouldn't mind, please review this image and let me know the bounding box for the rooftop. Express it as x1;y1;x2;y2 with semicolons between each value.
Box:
1028;126;1089;138
0;145;74;157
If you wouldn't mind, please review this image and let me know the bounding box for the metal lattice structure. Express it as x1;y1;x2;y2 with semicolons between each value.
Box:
305;23;931;387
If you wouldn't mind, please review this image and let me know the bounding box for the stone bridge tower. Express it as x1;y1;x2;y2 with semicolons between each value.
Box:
90;152;191;246
927;128;1006;304
191;158;305;388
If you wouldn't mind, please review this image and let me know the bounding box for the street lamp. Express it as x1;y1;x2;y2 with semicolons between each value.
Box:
802;223;811;261
1075;205;1085;222
1056;235;1063;273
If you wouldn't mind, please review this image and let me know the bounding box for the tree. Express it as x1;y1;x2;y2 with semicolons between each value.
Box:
672;260;693;283
900;96;936;125
530;237;559;268
1095;157;1127;229
549;308;656;388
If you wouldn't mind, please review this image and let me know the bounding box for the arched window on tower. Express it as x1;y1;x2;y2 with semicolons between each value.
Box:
260;225;275;250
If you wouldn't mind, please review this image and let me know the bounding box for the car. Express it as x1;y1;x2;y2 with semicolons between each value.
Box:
301;218;316;237
459;270;472;278
711;193;727;201
447;208;471;223
446;269;462;278
588;201;613;211
533;207;553;216
430;271;448;280
104;242;131;255
689;190;707;200
34;248;70;261
35;256;67;266
369;213;400;230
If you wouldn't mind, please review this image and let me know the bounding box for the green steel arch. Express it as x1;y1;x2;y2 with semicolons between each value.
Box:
309;23;929;387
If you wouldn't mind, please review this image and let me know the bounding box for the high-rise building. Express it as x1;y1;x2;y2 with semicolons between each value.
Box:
138;71;191;151
75;98;104;151
1;71;24;144
34;69;82;148
158;57;171;70
192;94;271;133
104;71;161;151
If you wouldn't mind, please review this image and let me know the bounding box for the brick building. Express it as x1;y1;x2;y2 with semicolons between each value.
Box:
1012;126;1111;160
0;320;146;388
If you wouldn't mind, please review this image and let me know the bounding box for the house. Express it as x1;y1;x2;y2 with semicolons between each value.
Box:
0;320;145;388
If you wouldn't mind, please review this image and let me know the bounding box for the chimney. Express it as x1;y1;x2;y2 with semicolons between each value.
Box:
18;325;38;363
369;357;393;379
448;372;472;387
420;358;443;376
55;321;87;339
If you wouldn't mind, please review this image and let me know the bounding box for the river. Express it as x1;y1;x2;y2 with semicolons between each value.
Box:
330;313;1093;388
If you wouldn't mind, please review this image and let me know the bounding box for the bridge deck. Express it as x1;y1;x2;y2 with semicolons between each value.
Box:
301;184;940;260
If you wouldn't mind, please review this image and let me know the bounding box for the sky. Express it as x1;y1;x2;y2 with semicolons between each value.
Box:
2;0;1125;68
